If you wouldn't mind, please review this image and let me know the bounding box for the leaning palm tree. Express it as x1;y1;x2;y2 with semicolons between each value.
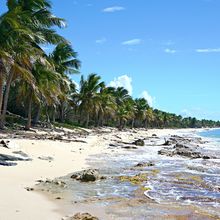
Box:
0;0;67;129
49;42;81;122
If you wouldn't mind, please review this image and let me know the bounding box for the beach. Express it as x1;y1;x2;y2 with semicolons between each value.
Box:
0;127;219;220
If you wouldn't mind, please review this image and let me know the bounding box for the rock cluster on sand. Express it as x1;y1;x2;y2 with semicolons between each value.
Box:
62;213;99;220
64;213;99;220
71;169;105;182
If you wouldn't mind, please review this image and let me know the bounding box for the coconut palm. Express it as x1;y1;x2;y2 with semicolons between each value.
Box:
134;98;149;127
96;86;116;126
0;0;67;129
78;74;104;127
49;42;81;122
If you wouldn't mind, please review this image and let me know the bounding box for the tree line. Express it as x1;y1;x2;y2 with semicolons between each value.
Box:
1;0;219;130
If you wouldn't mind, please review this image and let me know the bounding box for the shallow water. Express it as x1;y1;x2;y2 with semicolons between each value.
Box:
38;130;220;219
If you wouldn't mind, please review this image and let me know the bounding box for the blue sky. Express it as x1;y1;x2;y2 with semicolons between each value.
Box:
1;0;220;120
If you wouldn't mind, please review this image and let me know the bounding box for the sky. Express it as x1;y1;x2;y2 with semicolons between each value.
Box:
1;0;220;120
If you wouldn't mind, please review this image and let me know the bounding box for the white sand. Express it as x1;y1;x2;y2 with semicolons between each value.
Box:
0;128;202;220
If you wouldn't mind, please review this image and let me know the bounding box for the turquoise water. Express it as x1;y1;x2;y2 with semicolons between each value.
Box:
200;129;220;139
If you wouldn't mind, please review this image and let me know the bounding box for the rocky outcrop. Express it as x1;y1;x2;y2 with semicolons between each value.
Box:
71;169;105;182
158;143;214;159
64;213;99;220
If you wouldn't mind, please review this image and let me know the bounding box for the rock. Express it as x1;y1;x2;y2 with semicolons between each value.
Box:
38;156;54;161
158;148;173;157
158;143;214;159
0;140;9;148
71;169;103;182
162;140;173;146
133;139;145;146
25;187;34;191
0;161;17;166
202;156;210;159
122;146;138;150
0;153;31;167
134;162;155;167
109;143;117;147
44;179;66;187
13;151;29;158
64;213;99;220
0;140;20;149
152;134;157;137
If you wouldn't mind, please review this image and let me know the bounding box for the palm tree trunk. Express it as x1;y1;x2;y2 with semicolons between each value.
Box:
33;104;41;125
25;91;33;130
131;118;135;129
59;102;65;122
85;112;90;127
52;107;56;123
0;69;14;129
0;59;5;114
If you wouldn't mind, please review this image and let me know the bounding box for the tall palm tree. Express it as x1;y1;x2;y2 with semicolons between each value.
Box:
96;86;116;126
49;42;81;122
78;74;104;127
134;98;149;127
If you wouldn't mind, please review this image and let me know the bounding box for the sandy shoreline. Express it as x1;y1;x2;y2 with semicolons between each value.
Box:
0;128;211;220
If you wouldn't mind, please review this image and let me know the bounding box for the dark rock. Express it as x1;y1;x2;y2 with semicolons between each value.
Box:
25;187;34;191
71;169;103;182
0;140;9;148
152;134;157;137
162;140;173;146
122;146;138;149
38;156;54;161
133;139;145;146
109;143;117;147
0;161;17;166
202;156;210;159
135;162;155;167
0;153;31;163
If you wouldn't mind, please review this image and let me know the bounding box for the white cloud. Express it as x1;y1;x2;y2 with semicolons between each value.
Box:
103;6;125;13
122;39;142;46
109;75;133;95
196;48;220;53
95;38;107;44
140;90;155;107
164;48;176;54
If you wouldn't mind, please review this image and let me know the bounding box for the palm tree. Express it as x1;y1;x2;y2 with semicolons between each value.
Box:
145;108;154;128
134;98;149;127
0;0;67;129
49;42;81;122
96;86;116;126
78;74;104;127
